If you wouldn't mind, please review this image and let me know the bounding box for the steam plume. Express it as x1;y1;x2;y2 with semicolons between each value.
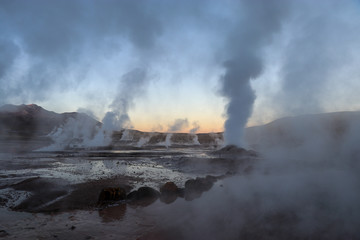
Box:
102;68;147;131
168;118;189;132
220;0;289;147
190;121;200;134
88;68;148;146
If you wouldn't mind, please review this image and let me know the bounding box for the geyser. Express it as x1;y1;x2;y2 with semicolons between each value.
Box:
220;0;289;147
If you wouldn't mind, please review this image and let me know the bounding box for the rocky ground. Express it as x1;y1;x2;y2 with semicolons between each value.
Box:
0;145;257;239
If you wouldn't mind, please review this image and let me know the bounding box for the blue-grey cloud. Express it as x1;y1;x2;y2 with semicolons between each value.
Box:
0;0;163;104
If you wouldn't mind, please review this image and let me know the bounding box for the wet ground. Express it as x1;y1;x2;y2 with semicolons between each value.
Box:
0;146;254;239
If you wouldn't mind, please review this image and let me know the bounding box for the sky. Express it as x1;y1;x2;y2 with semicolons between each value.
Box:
1;0;360;135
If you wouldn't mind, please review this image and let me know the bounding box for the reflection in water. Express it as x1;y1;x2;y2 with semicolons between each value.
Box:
98;204;127;222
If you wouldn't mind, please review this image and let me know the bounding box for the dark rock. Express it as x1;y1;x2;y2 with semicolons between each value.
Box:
127;187;160;206
126;190;138;201
0;230;9;237
137;187;160;199
212;145;258;157
98;187;127;204
160;182;179;204
11;177;69;212
185;177;213;192
160;182;178;194
0;197;8;207
184;176;217;201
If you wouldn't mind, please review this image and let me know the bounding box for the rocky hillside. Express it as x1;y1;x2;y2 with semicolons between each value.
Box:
0;104;100;138
0;104;101;152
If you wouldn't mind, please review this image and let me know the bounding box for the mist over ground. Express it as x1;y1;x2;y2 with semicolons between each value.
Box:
141;112;360;239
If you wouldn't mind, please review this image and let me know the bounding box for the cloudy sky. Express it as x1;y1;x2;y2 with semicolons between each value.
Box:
1;0;360;135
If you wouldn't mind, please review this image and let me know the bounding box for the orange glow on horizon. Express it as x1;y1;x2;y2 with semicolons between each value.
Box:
131;117;224;133
130;114;272;133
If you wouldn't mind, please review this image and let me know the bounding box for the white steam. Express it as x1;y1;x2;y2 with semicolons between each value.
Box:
86;68;148;146
220;0;289;147
189;121;200;134
145;114;360;239
168;118;189;132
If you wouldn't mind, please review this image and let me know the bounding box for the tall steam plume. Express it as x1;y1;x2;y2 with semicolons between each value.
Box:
88;68;148;146
102;68;147;131
220;0;289;147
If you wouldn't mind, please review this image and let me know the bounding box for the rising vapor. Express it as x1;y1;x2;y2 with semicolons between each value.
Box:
102;68;148;131
220;0;289;147
168;118;189;132
190;121;200;133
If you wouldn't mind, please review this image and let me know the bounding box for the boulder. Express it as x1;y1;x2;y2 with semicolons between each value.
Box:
127;187;160;206
160;182;179;204
0;230;9;237
184;176;217;201
160;182;178;194
98;187;127;204
212;145;257;157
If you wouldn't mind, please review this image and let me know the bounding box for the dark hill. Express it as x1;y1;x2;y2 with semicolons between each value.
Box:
0;104;101;152
0;104;100;138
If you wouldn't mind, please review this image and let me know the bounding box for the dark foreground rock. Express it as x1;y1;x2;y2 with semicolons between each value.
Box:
9;174;221;213
185;175;218;201
11;177;134;213
0;230;9;238
127;187;160;206
11;177;69;212
160;182;181;204
212;145;257;157
98;187;127;204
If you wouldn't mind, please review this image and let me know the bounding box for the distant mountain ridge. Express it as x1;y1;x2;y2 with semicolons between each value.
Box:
0;104;100;138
